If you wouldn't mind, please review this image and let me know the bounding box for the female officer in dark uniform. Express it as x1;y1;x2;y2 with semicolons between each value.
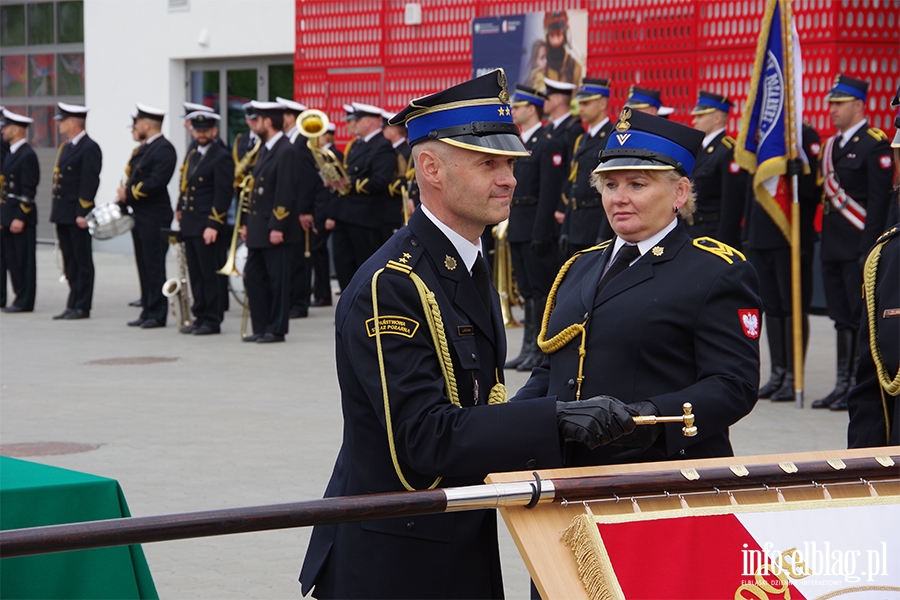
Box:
516;108;762;465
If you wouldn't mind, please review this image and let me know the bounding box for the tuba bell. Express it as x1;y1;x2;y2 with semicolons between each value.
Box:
298;109;351;196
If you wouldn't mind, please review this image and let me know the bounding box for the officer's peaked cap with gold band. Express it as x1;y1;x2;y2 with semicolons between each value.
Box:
512;85;545;108
2;109;33;127
182;101;214;118
576;78;610;102
625;85;662;110
135;103;165;122
827;74;868;103
691;90;733;115
594;108;704;178
186;111;220;130
388;69;528;156
891;83;900;149
55;102;89;121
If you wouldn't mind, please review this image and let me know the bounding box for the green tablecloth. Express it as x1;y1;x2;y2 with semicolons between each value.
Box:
0;456;158;599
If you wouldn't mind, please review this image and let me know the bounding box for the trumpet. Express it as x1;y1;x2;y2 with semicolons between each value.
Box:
298;109;351;196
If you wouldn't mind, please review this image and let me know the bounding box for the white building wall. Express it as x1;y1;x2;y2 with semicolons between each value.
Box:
84;0;295;252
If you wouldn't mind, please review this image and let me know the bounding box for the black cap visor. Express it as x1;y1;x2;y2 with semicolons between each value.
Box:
439;132;529;156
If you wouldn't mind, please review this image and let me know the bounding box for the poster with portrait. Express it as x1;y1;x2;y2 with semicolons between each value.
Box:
472;10;587;94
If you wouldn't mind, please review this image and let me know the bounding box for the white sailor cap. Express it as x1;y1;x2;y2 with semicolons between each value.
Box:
135;103;166;122
55;102;89;121
186;111;221;129
351;102;384;119
2;109;34;127
342;104;357;121
543;78;577;95
275;96;308;114
182;101;214;117
249;100;285;118
381;109;398;123
326;121;336;132
658;106;675;118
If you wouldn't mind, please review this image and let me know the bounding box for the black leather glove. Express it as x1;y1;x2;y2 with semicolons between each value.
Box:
612;400;661;453
557;396;636;450
531;239;552;257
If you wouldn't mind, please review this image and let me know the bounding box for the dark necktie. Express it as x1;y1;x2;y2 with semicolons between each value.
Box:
597;244;640;292
471;252;492;313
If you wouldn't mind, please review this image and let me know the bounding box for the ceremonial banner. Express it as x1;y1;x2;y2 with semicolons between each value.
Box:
471;10;587;93
563;499;900;600
734;0;805;242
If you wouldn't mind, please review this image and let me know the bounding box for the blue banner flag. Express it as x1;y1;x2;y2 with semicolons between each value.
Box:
735;0;804;242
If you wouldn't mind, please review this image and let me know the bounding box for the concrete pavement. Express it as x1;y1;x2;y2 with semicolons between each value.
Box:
0;246;852;598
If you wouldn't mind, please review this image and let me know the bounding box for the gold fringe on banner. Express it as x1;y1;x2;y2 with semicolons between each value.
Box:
561;514;624;600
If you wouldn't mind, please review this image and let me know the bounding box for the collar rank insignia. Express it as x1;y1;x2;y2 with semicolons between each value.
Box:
444;255;457;271
651;246;664;256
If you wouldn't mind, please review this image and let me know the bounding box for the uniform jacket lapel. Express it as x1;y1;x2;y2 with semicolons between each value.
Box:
409;213;497;347
593;224;689;308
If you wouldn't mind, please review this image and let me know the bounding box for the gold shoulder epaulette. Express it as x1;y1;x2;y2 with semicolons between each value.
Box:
867;128;888;141
693;237;746;264
722;135;736;149
875;226;898;246
582;239;612;254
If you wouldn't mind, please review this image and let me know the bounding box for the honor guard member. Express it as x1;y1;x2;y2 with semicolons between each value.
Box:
561;77;615;257
625;85;663;116
240;101;303;343
505;85;567;372
688;91;747;247
747;122;822;402
310;121;341;307
49;103;102;320
849;90;900;445
0;107;9;166
176;111;233;334
381;109;411;243
117;103;177;328
814;75;893;410
0;109;39;313
181;102;217;149
517;108;761;467
542;77;582;258
300;71;644;599
277;96;319;320
326;101;396;292
233;102;261;170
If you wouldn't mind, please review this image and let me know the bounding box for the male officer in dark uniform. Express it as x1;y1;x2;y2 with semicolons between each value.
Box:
310;121;341;307
561;78;615;256
300;71;643;599
0;109;39;313
240;101;303;343
688;91;746;247
505;85;569;372
176;112;233;335
233;102;261;167
49;103;102;320
624;85;663;116
327;102;396;291
541;78;581;261
117;103;177;328
748;122;822;402
381;110;411;242
277;96;319;320
0;107;8;167
814;75;893;410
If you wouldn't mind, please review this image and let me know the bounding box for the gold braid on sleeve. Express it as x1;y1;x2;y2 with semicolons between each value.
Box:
536;243;609;401
863;242;900;443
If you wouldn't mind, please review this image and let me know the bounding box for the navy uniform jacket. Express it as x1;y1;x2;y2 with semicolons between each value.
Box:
538;115;584;235
563;120;614;245
177;143;234;238
288;131;326;216
516;223;760;464
745;124;821;251
1;142;40;228
49;136;102;224
300;209;562;598
821;123;893;262
244;135;302;249
689;131;747;248
509;124;567;244
848;225;899;448
124;137;176;224
328;132;396;227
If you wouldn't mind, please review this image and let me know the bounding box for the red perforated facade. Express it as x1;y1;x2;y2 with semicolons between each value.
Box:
294;0;899;143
